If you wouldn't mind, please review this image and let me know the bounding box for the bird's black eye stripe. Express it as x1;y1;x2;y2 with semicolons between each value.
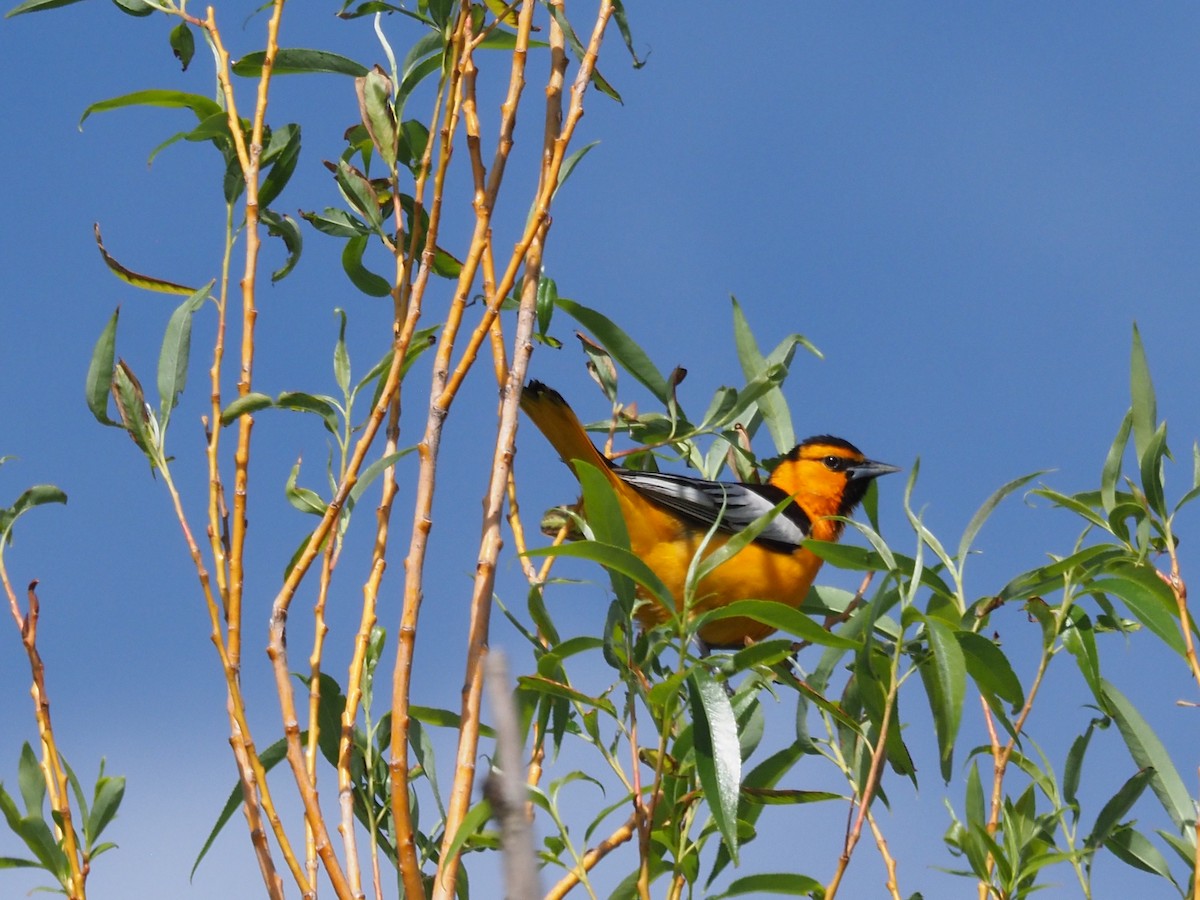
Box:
823;455;846;472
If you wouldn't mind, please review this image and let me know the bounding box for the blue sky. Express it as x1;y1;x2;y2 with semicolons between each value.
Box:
2;3;1200;898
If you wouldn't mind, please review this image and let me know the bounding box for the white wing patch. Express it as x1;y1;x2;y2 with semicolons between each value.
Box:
615;469;809;551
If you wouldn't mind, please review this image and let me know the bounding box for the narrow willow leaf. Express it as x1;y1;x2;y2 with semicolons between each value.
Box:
232;48;370;77
1106;824;1179;884
1061;609;1101;701
285;460;328;517
16;744;44;816
709;873;824;898
1138;421;1169;520
111;361;156;460
524;541;671;610
78;89;223;128
689;669;741;863
94;224;196;295
87;775;125;844
1100;679;1194;836
86;308;120;427
1102;410;1133;515
258;123;302;209
335;160;383;233
157;282;211;423
545;4;622;102
219;393;273;425
191;736;289;877
957;632;1023;708
259;209;303;282
5;0;84;15
556;297;670;402
15;816;67;878
276;392;340;436
2;485;68;545
921;616;965;781
301;208;370;238
553;140;599;198
700;600;859;650
515;675;617;717
1085;767;1155;850
332;309;351;397
574;460;637;605
1129;323;1157;461
341;235;392;297
356;66;398;167
731;296;794;453
1063;720;1098;811
1092;565;1187;657
169;21;195;71
536;275;558;338
958;471;1045;563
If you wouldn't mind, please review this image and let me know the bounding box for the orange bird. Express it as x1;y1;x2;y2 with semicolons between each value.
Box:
520;380;899;647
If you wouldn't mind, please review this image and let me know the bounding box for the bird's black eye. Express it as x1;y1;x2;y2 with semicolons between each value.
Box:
823;455;846;472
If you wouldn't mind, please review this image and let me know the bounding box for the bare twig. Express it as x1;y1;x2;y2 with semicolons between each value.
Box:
483;651;542;900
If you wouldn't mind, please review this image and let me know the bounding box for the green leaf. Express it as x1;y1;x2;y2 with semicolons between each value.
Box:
356;66;398;167
920;616;965;781
220;393;274;426
110;0;153;15
259;209;303;282
958;471;1045;563
191;736;290;877
232;49;370;77
555;297;670;403
87;775;125;846
1085;767;1155;850
330;309;352;398
553;140;599;198
277;392;340;438
1061;608;1101;701
5;0;84;16
169;21;195;71
157;282;211;424
285;460;328;517
709;873;824;898
85;310;120;427
14;815;67;880
1100;679;1194;836
79;89;223;129
0;485;67;548
956;632;1024;708
93;223;197;295
699;600;860;650
524;540;671;610
516;676;616;718
334;160;383;233
1105;824;1180;884
688;669;740;863
301;208;370;238
1138;421;1169;520
1129;323;1157;461
1092;565;1187;657
732;296;797;453
258;123;302;209
341;236;392;297
111;361;157;462
1102;410;1133;515
16;744;44;816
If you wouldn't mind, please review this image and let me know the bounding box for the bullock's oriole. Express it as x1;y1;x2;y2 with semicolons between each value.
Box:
520;380;899;647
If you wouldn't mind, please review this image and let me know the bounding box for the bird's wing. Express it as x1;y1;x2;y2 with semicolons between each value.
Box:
615;469;811;552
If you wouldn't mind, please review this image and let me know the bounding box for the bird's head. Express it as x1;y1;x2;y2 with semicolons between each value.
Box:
768;436;900;524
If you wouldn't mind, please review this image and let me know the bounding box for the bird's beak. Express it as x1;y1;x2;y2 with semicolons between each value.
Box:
848;459;902;481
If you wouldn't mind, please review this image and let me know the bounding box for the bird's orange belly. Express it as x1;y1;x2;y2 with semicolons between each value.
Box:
630;527;823;647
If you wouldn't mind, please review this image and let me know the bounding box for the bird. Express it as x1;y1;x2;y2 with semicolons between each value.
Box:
519;380;900;647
